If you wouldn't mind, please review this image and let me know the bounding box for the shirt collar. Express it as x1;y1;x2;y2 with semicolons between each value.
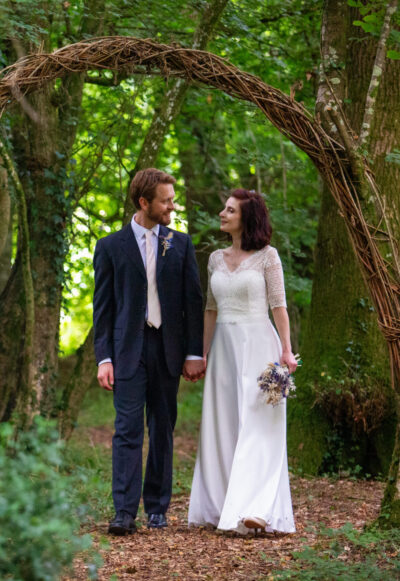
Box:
131;214;160;239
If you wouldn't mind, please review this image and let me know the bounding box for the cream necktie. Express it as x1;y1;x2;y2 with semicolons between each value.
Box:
145;230;162;328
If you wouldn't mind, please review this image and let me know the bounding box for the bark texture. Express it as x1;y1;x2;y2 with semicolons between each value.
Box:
288;0;400;476
0;1;104;422
0;156;10;256
0;155;12;294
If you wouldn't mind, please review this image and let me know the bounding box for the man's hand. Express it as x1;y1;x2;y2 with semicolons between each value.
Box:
182;359;205;382
97;362;114;391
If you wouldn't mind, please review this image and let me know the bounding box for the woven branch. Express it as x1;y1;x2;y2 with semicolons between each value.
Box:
0;36;399;383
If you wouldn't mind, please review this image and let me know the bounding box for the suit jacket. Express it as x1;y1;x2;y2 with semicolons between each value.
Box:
93;223;204;379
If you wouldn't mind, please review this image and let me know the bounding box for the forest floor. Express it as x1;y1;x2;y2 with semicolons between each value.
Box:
67;421;385;581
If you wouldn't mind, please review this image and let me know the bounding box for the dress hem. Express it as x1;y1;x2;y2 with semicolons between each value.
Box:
188;518;296;535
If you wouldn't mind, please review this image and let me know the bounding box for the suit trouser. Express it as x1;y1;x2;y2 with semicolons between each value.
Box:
112;325;180;517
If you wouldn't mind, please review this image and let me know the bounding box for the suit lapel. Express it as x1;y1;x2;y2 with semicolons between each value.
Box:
119;224;146;280
157;225;172;278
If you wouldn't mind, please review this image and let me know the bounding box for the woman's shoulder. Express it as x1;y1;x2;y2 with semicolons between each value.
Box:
208;248;223;267
209;248;223;259
260;245;282;266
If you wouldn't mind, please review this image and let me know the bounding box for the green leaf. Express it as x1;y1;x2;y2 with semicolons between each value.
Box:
387;50;400;60
363;13;379;23
390;29;400;43
359;21;378;33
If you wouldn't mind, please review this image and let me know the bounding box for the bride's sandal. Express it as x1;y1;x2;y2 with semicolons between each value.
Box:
243;517;267;531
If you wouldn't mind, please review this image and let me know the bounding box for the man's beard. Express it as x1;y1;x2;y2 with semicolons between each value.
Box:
147;207;172;225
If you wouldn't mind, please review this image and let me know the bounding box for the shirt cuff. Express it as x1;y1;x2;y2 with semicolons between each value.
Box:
98;358;112;366
185;355;203;361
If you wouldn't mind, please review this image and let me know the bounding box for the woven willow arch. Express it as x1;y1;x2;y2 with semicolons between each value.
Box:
0;36;399;381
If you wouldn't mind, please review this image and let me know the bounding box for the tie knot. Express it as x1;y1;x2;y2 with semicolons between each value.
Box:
145;230;153;240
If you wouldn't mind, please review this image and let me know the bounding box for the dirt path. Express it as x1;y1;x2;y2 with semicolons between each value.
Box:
70;474;383;580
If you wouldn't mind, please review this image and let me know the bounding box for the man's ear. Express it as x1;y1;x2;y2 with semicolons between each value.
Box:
138;196;148;211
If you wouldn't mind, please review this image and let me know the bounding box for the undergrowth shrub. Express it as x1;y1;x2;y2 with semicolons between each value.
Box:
0;417;100;581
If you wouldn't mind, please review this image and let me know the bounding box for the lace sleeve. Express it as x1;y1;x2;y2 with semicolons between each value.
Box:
264;247;287;309
205;252;218;311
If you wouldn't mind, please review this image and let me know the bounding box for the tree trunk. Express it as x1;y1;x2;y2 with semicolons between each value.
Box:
59;0;229;439
368;1;400;527
0;86;61;421
0;157;12;293
0;1;104;422
177;110;228;295
0;156;10;255
288;0;399;476
0;212;12;295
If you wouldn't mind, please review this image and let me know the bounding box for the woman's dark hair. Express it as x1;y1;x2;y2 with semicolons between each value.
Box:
230;188;272;251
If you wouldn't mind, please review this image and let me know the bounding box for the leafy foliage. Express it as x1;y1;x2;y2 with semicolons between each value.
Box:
53;0;322;352
0;417;100;581
347;0;400;59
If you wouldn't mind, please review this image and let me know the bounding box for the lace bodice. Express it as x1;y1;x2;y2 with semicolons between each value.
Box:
206;246;287;323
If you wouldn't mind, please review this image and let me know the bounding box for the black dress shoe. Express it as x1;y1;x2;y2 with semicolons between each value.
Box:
108;511;136;536
147;513;168;528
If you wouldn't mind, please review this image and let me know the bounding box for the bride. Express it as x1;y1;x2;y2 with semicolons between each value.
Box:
188;189;297;534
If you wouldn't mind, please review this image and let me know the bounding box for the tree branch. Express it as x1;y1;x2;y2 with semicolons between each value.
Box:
122;0;230;222
360;0;398;146
62;0;73;42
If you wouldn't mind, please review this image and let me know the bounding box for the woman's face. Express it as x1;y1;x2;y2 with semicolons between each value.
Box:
219;196;242;235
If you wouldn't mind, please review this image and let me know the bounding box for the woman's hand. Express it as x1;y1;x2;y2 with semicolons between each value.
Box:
280;351;298;374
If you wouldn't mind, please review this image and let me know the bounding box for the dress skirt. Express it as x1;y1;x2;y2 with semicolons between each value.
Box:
188;317;296;533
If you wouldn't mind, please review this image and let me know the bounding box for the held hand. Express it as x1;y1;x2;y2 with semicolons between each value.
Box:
280;351;298;374
97;362;114;391
183;359;206;382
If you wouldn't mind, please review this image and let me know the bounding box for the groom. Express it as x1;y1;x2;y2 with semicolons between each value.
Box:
93;168;204;535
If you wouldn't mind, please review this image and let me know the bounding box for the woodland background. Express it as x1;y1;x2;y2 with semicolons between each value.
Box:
0;0;400;579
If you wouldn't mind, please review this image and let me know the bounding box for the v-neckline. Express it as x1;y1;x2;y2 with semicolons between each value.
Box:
221;248;262;274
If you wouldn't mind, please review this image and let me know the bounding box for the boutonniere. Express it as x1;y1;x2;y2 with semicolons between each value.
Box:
160;231;174;256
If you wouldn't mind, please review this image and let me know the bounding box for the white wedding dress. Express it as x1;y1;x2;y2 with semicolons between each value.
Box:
188;246;295;534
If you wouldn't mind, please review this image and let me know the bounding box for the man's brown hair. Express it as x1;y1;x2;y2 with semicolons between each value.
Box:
129;168;176;209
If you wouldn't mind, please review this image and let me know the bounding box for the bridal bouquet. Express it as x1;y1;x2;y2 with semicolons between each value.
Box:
257;356;301;406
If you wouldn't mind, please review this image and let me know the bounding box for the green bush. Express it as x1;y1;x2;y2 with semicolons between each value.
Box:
0;417;99;581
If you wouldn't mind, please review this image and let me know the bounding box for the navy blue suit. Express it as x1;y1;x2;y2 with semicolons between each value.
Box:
93;223;203;517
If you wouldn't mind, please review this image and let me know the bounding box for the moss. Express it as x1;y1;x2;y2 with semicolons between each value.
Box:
287;185;394;475
376;499;400;529
376;415;400;525
287;400;329;475
370;410;397;476
287;376;330;474
287;349;396;476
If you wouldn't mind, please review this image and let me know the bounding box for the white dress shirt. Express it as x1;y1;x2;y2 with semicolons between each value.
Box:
131;214;160;267
98;216;202;365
